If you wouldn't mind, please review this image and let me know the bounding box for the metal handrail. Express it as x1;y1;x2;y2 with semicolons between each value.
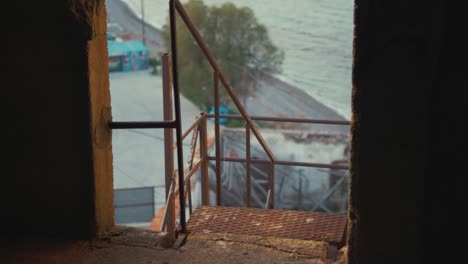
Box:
166;0;351;234
171;0;275;163
172;124;205;197
160;112;206;234
109;120;177;129
172;161;205;198
205;113;351;126
169;0;188;233
206;156;349;170
160;182;174;231
180;115;204;142
184;160;204;186
265;190;272;209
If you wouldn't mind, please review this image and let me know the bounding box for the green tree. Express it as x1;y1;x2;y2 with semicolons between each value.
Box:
162;0;284;110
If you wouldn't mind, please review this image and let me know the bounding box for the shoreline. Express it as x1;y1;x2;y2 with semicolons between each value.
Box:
107;0;349;127
259;72;348;121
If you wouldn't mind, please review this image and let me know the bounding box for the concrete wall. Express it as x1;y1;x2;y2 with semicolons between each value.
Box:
2;1;113;239
2;0;467;262
349;1;467;263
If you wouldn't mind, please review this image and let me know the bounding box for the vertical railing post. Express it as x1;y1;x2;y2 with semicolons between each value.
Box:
199;114;210;205
245;123;251;207
186;128;198;216
214;71;222;206
162;53;175;238
170;0;187;233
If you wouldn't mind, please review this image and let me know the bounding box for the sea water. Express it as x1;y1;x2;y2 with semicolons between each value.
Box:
122;0;353;119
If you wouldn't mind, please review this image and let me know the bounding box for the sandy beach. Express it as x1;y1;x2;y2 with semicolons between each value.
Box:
106;0;350;134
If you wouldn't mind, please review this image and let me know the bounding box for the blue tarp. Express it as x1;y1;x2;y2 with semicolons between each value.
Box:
209;105;229;124
108;41;149;72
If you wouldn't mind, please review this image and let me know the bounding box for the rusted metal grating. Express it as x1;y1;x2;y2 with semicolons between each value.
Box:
187;206;348;246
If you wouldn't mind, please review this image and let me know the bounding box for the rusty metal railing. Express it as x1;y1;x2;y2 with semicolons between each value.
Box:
109;55;185;240
161;0;352;236
117;0;351;239
158;111;350;229
159;110;351;231
170;0;275;163
205;113;350;126
159;112;208;235
168;0;276;234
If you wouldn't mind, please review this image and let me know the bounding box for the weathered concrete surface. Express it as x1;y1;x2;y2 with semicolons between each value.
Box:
349;0;467;263
0;227;346;264
88;0;115;238
2;1;100;239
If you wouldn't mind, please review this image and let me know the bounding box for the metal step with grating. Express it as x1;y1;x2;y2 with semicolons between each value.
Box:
187;206;348;249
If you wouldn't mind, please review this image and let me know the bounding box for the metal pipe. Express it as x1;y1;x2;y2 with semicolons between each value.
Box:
180;115;203;142
205;113;350;126
214;71;222;206
114;185;164;191
199;115;210;205
114;202;155;209
183;160;204;186
172;161;202;198
170;114;203;151
170;0;186;233
265;189;271;209
174;0;275;163
245;123;251;207
275;160;348;170
187;128;199;172
207;156;349;170
162;53;175;237
109;121;176;129
185;128;198;216
160;183;174;231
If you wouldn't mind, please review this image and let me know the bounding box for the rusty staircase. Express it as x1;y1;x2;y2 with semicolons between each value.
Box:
110;0;349;259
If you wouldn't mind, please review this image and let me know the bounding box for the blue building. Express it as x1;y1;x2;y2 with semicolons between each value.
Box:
107;41;149;72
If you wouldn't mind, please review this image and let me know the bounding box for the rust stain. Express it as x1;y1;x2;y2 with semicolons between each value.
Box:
188;206;348;246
